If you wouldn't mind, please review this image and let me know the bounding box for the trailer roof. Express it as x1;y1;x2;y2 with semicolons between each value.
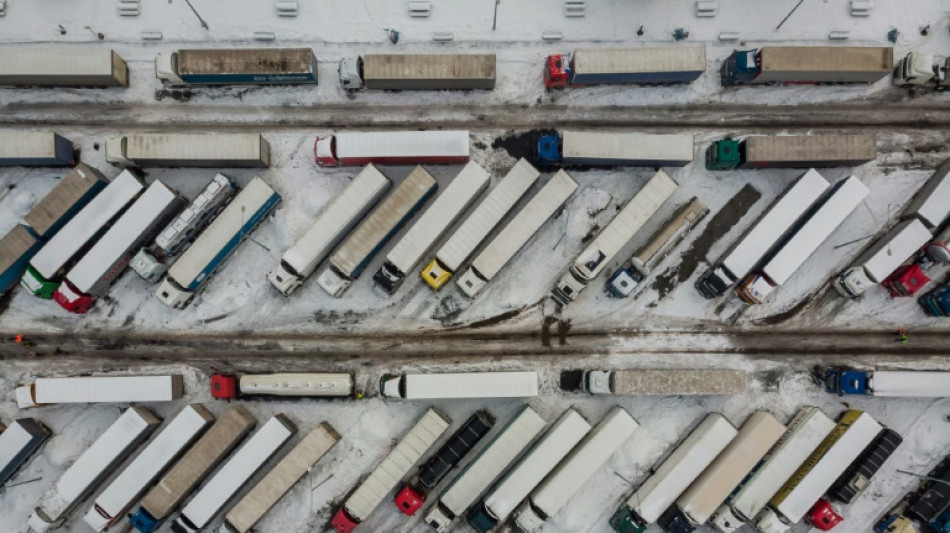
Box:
0;131;63;159
561;131;694;164
362;54;495;80
612;369;746;395
0;48;117;76
402;372;538;399
0;225;38;274
24;164;107;237
744;135;877;164
125;133;265;161
239;373;353;397
572;46;706;74
871;371;950;397
857;219;932;280
34;375;183;404
759;46;893;74
0;419;47;472
335;131;470;159
902;158;950;228
588;170;678;262
177;48;315;75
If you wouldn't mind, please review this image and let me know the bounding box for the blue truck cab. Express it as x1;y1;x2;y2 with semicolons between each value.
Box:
129;508;161;533
536;134;562;166
920;284;950;316
721;49;761;86
824;367;870;395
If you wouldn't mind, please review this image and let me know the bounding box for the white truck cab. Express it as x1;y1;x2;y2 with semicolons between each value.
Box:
104;137;132;166
156;278;192;309
583;371;613;394
710;506;744;533
15;384;38;409
512;504;546;533
130;249;166;283
316;268;350;298
267;262;304;296
551;269;588;305
894;52;950;88
379;375;403;398
754;508;790;533
313;136;339;167
338;57;363;90
155;52;184;85
455;269;487;298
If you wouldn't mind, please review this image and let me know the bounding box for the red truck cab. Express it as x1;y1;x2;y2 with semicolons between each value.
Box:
53;281;95;314
330;507;359;533
394;485;425;516
544;55;570;89
883;264;931;297
808;499;843;530
210;374;238;399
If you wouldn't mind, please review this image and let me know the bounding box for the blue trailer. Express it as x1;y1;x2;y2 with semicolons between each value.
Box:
0;131;74;167
536;130;694;168
156;48;317;86
0;225;43;295
544;46;706;89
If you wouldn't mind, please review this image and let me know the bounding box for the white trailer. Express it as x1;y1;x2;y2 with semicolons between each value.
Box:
314;131;470;167
331;409;451;532
268;165;391;296
171;415;296;533
0;419;51;485
16;375;184;409
457;170;578;298
468;409;592;533
551;170;678;305
711;407;836;533
221;422;340;533
847;371;950;397
610;413;737;531
425;406;547;531
755;410;882;533
105;133;271;168
374;162;491;294
230;373;354;398
833;219;933;297
696;169;830;298
583;369;747;395
83;404;214;532
0;48;129;87
537;131;694;167
339;53;496;90
738;175;870;304
513;407;639;533
30;407;161;533
902;158;950;228
156;48;317;86
0;131;74;167
421;158;540;290
380;372;538;400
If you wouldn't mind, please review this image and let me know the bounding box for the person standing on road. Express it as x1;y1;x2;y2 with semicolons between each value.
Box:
896;328;908;344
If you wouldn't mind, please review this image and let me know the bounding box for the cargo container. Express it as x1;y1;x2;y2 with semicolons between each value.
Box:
0;225;43;296
552;170;678;306
130;407;257;533
706;135;878;171
222;422;340;533
170;415;296;533
536;131;694;167
902;158;950;229
609;413;737;533
24;164;110;239
0;131;74;167
0;419;51;486
467;409;592;533
55;181;185;313
422;158;540;290
15;375;184;409
339;54;496;90
607;198;709;298
210;373;355;400
21;171;144;298
721;46;893;85
575;369;747;396
710;407;836;533
457;170;578;298
0;48;128;87
374;162;490;294
824;368;950;397
268;165;390;296
156;176;281;308
318;166;437;297
738;175;870;304
132;173;239;283
425;406;547;531
894;51;950;89
331;409;451;533
394;411;495;516
514;407;639;533
30;408;159;533
832;219;932;297
314;131;470;167
83;404;214;532
380;372;538;400
105;133;271;168
829;428;902;504
544;46;706;89
156;48;317;86
695;169;830;298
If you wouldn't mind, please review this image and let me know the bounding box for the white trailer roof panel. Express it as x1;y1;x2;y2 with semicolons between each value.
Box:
403;372;538;399
902;159;950;228
336;131;470;159
0;419;47;478
561;131;694;165
871;371;950;397
34;375;184;405
0;48;117;77
857;219;932;282
239;373;353;397
125;133;265;162
572;46;706;74
0;131;63;160
24;164;107;238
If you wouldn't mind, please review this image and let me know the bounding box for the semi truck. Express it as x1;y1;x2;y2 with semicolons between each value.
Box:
156;48;317;86
824;368;950;397
929;223;950;262
536;131;694;167
421;158;540;290
29;407;160;533
0;225;43;296
467;409;592;533
210;372;355;399
105;133;271;168
380;372;538;400
720;46;893;85
130;406;258;533
609;413;738;533
755;410;883;533
513;407;640;533
921;284;950;316
394;410;495;516
832;219;932;297
374;161;491;294
16;375;184;409
663;412;786;531
170;415;297;533
339;53;496;90
156;176;281;308
0;418;51;486
829;428;903;504
54;181;186;313
738;175;870;304
902;158;950;229
705;135;878;171
571;369;748;396
544;46;706;89
424;406;547;531
893;51;950;89
331;408;451;533
0;131;75;167
607;198;709;298
83;404;215;532
21;171;144;298
457;170;578;298
875;456;950;533
318;166;437;297
551;170;678;306
0;48;129;87
314;131;470;167
710;407;836;533
24;163;110;239
132;173;239;282
268;164;390;296
695;169;831;298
